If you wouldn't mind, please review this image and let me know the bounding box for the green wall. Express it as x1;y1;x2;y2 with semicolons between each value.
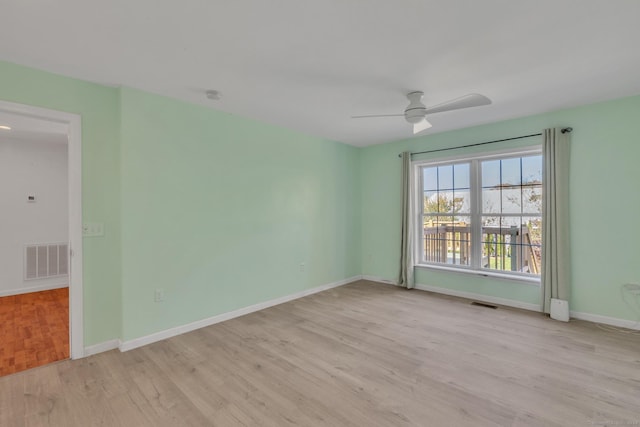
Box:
0;60;122;346
361;95;640;321
119;88;361;340
0;60;361;346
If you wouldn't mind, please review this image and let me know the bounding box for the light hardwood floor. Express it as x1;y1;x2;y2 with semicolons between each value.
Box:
1;280;639;426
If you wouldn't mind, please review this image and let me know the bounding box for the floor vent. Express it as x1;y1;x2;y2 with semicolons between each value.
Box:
24;243;68;280
471;301;498;309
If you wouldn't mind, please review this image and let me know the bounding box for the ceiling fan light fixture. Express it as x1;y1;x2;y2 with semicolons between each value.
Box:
413;119;432;134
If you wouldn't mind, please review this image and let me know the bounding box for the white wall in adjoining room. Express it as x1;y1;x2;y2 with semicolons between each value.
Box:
0;135;68;295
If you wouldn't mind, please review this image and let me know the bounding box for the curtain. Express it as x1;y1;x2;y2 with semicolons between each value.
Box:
399;151;415;289
541;128;571;313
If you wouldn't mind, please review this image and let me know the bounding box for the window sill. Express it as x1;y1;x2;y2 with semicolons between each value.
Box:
415;264;541;286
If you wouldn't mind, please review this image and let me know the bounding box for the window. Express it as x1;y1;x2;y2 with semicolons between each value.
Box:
416;149;542;279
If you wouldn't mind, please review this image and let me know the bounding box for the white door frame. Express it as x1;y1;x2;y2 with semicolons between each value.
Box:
0;99;84;359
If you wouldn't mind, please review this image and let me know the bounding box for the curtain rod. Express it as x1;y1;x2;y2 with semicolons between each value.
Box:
398;127;573;158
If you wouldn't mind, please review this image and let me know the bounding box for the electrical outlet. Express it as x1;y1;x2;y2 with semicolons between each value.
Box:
154;289;165;302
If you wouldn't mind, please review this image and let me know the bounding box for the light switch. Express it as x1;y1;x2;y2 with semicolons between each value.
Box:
83;222;104;237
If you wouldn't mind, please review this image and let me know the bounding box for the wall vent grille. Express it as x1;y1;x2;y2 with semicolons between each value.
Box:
24;243;68;280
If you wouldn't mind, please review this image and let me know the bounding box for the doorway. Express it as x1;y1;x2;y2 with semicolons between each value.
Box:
0;100;83;373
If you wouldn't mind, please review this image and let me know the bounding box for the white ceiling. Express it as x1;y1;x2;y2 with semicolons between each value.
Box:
1;0;639;146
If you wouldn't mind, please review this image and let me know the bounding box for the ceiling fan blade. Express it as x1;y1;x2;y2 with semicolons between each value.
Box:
413;119;432;134
424;93;491;115
351;114;405;119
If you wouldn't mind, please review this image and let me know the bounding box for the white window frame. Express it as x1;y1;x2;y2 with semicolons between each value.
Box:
413;146;542;284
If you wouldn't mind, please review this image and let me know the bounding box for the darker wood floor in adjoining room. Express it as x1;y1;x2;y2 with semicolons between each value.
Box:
1;280;639;426
0;288;69;376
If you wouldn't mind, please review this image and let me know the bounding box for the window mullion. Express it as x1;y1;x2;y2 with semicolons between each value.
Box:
416;165;425;265
470;159;482;269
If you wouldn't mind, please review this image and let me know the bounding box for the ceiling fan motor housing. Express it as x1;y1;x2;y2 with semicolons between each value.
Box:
404;91;427;124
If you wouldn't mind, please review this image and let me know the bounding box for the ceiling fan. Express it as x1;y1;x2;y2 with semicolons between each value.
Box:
352;91;492;134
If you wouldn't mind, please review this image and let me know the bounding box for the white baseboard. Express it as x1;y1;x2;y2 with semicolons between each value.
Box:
362;275;397;285
0;282;68;297
363;277;640;330
414;283;542;312
362;276;541;311
81;275;640;357
119;276;362;352
362;276;541;312
417;284;640;330
84;339;121;357
570;311;640;331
